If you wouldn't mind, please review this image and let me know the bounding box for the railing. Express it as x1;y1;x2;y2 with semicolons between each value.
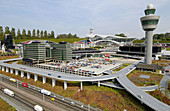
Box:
0;74;101;111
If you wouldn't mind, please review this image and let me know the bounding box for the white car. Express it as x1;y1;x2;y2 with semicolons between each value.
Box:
40;89;51;96
4;89;14;97
9;78;16;82
34;105;43;111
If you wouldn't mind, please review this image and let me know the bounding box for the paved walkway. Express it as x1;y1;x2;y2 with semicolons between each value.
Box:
1;58;170;111
160;65;170;98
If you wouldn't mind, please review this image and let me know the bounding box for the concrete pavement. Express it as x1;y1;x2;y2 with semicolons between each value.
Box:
0;58;170;111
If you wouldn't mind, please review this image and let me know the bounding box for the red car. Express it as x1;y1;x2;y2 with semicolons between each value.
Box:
22;83;28;87
166;69;169;73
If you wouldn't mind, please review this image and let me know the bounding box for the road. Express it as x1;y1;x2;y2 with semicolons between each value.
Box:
160;65;170;98
112;62;170;111
0;89;33;111
100;81;158;91
0;58;170;111
0;58;120;82
0;81;65;111
0;76;92;111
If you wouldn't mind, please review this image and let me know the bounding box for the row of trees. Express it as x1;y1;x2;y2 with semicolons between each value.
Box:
140;32;170;41
153;33;170;40
57;33;78;38
0;26;55;40
115;33;127;37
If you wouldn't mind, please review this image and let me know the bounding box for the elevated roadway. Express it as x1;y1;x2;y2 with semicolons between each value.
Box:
0;58;120;82
0;58;170;111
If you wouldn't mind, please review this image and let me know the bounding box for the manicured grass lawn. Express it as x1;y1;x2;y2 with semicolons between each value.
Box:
0;56;19;60
127;70;163;86
0;70;149;111
113;63;131;71
147;89;170;105
0;97;16;111
152;60;170;67
14;38;87;44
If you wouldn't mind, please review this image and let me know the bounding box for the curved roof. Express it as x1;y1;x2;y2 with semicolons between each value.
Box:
86;34;135;39
22;40;57;44
93;39;120;44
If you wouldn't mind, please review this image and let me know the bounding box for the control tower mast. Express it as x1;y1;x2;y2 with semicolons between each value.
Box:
90;29;93;34
140;4;160;64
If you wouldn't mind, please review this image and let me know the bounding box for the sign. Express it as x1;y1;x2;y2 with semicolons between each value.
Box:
105;53;110;57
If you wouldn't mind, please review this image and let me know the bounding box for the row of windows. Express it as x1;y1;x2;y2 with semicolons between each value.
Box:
142;20;158;25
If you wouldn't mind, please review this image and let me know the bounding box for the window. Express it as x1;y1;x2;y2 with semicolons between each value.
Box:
142;20;158;25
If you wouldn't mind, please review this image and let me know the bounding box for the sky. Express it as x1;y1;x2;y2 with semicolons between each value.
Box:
0;0;170;39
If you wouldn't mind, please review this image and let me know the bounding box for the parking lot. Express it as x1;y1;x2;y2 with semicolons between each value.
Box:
36;58;122;77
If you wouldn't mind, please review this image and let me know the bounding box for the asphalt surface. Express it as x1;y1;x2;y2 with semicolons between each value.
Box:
100;81;158;91
160;65;170;98
0;81;65;111
0;89;32;111
0;76;93;111
0;58;170;111
0;58;120;81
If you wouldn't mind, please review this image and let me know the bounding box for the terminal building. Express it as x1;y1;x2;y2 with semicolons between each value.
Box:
117;45;161;56
23;40;72;64
86;34;135;46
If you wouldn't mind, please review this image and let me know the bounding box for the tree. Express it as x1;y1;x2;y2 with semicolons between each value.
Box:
57;34;67;38
32;29;36;39
11;28;16;39
141;37;145;40
22;29;26;39
44;30;47;39
153;34;159;39
73;34;78;38
51;31;55;39
0;26;4;40
5;26;10;34
27;30;31;39
165;33;170;40
115;33;127;37
68;33;72;38
40;30;43;38
37;29;40;38
17;28;21;39
48;33;51;39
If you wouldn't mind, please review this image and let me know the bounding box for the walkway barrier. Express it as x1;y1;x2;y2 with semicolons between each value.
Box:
0;74;100;111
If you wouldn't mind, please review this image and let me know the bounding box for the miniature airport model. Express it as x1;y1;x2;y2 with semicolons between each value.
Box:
0;4;169;111
140;4;160;64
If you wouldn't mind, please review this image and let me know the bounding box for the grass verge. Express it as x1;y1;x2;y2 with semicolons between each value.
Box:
152;60;170;67
147;89;170;105
0;56;19;60
0;70;150;111
113;63;131;71
0;56;151;111
0;97;16;111
127;70;163;86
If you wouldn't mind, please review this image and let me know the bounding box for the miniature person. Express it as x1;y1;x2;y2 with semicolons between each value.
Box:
2;43;6;54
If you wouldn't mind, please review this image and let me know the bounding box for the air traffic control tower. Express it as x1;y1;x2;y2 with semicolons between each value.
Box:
140;4;160;64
